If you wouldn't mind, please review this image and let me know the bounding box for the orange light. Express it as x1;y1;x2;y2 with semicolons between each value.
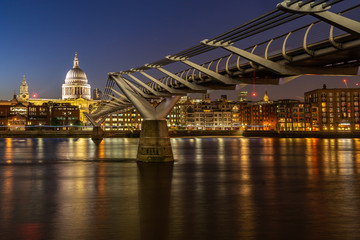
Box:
343;79;347;82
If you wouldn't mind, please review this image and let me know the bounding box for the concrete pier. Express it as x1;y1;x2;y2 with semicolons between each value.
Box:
91;126;104;145
137;120;173;162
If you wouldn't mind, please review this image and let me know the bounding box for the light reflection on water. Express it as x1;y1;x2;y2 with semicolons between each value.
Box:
0;137;359;240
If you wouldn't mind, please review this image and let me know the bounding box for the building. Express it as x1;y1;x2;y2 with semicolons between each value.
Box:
304;103;319;131
180;97;237;130
104;108;142;131
62;52;91;100
18;53;99;124
237;101;251;129
167;104;181;129
238;91;248;102
29;98;95;123
242;89;277;131
103;102;182;131
0;105;9;129
93;88;102;100
18;75;29;102
0;95;80;130
0;95;19;129
202;93;211;103
263;89;269;102
51;103;80;126
27;103;50;127
276;99;305;131
245;101;277;130
8;96;28;130
304;86;360;132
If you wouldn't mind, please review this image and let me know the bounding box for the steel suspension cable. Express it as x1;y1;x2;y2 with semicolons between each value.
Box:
299;0;316;7
177;45;215;58
174;9;285;57
287;0;302;6
324;0;345;7
231;14;303;42
311;0;328;7
208;9;280;41
221;13;295;42
215;11;289;42
173;44;209;58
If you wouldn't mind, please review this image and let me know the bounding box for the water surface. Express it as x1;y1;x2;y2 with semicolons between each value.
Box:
0;137;359;240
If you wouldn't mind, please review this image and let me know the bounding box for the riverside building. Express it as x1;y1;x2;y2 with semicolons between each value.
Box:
0;95;80;130
244;101;277;131
102;104;182;131
242;90;277;131
276;99;306;131
304;85;360;132
180;95;237;130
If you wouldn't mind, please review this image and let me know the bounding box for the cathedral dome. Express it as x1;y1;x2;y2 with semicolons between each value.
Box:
64;53;88;84
62;52;91;100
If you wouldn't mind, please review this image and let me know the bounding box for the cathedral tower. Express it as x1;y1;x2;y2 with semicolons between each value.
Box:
19;75;29;101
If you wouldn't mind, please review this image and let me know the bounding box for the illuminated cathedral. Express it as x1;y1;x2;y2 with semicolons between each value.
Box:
19;53;99;123
62;52;91;100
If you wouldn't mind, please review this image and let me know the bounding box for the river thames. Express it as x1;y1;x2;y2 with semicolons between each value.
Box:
0;137;359;240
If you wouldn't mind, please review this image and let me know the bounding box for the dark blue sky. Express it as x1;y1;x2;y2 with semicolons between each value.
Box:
0;0;359;101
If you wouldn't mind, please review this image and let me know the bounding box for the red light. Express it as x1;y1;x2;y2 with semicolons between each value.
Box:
252;92;256;97
343;79;347;83
33;94;37;98
356;83;359;86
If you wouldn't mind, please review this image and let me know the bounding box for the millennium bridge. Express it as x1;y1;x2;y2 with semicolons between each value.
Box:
86;0;360;162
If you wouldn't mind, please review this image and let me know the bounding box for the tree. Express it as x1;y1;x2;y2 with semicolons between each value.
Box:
73;119;84;126
50;118;61;126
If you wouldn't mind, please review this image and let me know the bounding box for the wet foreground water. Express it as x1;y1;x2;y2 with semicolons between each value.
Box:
0;137;360;240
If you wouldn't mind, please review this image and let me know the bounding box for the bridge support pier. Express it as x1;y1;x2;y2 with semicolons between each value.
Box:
111;74;181;162
91;126;104;145
137;120;173;162
83;113;106;145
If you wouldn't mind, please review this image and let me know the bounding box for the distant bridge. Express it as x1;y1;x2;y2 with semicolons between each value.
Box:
87;0;360;162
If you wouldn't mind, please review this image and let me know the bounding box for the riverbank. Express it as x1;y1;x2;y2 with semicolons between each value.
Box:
0;130;243;138
243;130;360;138
1;130;360;138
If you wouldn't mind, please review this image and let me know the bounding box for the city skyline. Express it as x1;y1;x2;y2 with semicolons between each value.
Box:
0;0;359;101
